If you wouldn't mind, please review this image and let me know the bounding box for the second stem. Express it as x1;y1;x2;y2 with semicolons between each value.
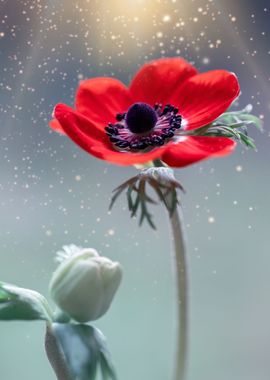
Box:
167;201;188;380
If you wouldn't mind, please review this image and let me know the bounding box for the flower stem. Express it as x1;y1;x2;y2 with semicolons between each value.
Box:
152;160;188;379
45;324;72;380
110;164;189;379
167;201;188;380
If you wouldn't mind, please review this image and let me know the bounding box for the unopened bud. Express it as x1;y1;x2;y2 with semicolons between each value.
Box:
49;246;122;323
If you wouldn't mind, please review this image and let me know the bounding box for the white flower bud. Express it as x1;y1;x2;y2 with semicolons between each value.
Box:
49;246;123;323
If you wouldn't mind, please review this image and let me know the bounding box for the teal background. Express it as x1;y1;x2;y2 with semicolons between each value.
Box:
0;0;269;379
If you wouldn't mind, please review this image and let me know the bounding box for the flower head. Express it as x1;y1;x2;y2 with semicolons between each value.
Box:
49;245;123;323
50;57;240;167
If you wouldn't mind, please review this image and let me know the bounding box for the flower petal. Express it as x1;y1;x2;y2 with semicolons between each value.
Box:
170;70;240;130
129;57;197;105
49;118;65;134
161;136;236;167
54;103;107;146
75;77;133;129
90;144;165;166
54;104;165;166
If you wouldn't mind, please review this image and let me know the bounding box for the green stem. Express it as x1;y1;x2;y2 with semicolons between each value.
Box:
168;202;188;380
45;324;72;380
153;159;188;378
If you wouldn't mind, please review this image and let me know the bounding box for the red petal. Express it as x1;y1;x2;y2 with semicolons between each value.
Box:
54;103;107;144
54;104;165;166
90;144;165;166
49;118;65;134
161;136;236;167
129;57;197;105
75;77;133;129
170;70;240;130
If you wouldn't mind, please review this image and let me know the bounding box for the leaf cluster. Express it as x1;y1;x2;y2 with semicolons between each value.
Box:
0;282;117;380
190;105;263;148
51;323;117;380
110;167;184;229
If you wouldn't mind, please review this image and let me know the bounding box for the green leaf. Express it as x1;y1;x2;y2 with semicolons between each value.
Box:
0;282;52;321
184;104;262;150
100;352;117;380
109;168;184;229
52;323;117;380
94;329;117;380
219;105;263;131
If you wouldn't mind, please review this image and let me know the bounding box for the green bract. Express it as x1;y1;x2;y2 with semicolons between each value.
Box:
49;246;123;323
0;282;52;321
47;323;117;380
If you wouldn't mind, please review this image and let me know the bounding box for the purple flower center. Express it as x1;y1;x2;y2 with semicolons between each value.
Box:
105;102;182;151
125;102;158;134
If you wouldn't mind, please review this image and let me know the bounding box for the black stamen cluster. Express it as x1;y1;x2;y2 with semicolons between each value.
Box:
116;113;126;121
105;104;182;151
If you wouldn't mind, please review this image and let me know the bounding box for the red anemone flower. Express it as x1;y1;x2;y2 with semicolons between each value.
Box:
50;57;240;167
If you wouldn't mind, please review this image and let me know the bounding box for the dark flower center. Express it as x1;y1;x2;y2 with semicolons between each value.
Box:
105;102;182;151
125;102;158;134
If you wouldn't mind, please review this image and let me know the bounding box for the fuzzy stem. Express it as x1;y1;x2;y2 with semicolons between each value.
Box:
153;160;188;379
168;202;188;380
45;325;72;380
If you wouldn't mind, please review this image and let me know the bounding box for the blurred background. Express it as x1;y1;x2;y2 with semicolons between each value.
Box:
0;0;269;379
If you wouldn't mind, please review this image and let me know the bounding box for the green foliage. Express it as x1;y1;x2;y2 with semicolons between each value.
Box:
0;281;52;321
0;282;118;379
190;104;262;148
110;167;184;229
52;323;117;380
